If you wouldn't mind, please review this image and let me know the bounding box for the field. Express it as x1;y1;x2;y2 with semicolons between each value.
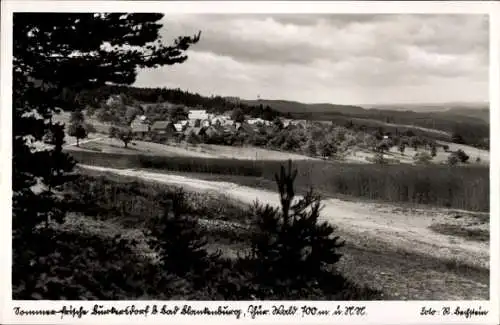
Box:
69;136;319;161
68;149;489;212
73;167;490;300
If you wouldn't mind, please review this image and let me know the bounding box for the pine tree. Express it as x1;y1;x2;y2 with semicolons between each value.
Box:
13;12;200;298
243;160;344;297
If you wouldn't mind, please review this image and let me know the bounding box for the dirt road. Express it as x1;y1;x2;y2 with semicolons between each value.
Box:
79;164;490;299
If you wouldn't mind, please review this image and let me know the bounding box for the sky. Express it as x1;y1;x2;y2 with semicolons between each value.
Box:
134;14;489;106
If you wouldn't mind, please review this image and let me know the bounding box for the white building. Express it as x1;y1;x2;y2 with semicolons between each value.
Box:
188;110;208;120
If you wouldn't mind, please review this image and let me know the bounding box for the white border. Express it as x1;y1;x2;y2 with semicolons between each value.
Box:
1;1;499;325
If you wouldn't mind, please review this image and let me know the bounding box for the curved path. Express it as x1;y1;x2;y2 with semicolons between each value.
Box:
79;164;490;300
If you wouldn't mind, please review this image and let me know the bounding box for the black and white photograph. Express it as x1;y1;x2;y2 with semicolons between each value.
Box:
1;1;499;324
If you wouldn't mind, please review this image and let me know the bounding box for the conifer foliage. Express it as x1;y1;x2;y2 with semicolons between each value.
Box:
12;12;200;299
243;160;345;296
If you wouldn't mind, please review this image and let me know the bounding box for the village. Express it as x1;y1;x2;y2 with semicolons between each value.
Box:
114;95;308;142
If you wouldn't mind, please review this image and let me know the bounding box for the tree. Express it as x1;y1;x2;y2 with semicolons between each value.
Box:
273;117;284;131
320;141;336;159
13;12;200;298
451;132;465;144
241;160;344;297
413;152;432;165
376;139;392;153
398;142;406;155
362;134;377;151
68;109;94;146
110;126;133;148
408;137;418;151
168;105;188;123
231;108;245;123
447;154;459;166
455;149;470;163
430;144;437;157
68;123;87;147
372;152;387;165
305;140;317;156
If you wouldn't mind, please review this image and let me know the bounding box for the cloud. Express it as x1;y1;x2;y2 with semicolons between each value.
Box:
135;14;488;105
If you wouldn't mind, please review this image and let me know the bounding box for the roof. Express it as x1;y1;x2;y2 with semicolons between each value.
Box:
151;121;172;130
131;124;149;133
236;123;257;134
184;126;204;136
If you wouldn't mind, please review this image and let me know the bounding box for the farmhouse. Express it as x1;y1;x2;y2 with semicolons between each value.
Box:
130;115;150;136
188;109;209;120
150;121;176;135
248;118;266;126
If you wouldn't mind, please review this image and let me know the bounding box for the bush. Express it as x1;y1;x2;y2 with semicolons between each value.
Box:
447;154;459;166
12;227;188;300
146;188;220;289
455;149;470;163
413;152;432;165
240;160;345;297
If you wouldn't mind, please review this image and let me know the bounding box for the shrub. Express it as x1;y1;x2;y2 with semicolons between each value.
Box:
430;145;437;157
447;154;459;166
398;143;405;154
372;152;388;164
455;149;470;163
240;160;345;297
12;227;188;300
413;152;432;165
146;188;220;289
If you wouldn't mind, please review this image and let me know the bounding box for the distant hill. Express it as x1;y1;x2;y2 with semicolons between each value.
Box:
241;99;367;115
244;99;489;121
241;98;489;148
367;102;489;123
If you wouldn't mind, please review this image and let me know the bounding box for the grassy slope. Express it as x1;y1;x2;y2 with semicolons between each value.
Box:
74;169;490;300
68;149;490;212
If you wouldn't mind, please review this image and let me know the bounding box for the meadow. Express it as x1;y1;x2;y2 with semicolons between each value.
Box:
68;150;489;212
18;173;380;300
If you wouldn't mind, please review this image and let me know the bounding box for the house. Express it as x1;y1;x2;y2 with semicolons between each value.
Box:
130;115;150;136
248;118;265;125
150;121;176;135
188;109;209;120
106;95;122;106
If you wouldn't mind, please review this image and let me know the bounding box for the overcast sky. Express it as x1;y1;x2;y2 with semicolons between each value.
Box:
134;14;489;105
